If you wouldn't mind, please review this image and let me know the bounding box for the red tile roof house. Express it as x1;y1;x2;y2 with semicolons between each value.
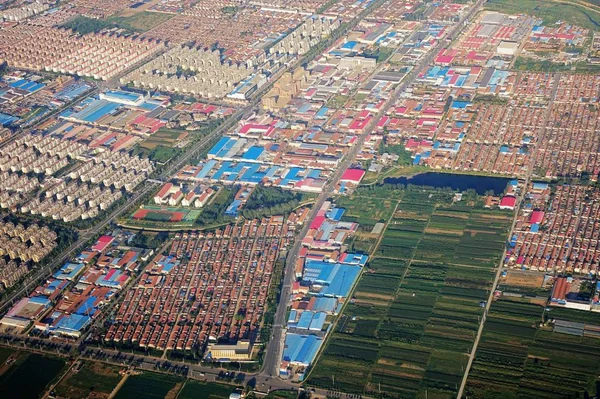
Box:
340;168;366;184
91;235;114;252
529;210;545;224
154;182;174;204
499;195;517;210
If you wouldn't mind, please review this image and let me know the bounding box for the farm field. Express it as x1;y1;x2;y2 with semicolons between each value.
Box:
465;292;600;399
336;190;398;254
308;187;513;399
54;361;122;399
176;380;236;399
114;371;182;399
0;347;14;366
0;353;65;399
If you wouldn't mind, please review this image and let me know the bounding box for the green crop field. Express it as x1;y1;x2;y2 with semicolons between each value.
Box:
308;186;513;398
177;380;236;399
335;190;399;254
0;347;14;365
466;293;600;398
114;372;182;399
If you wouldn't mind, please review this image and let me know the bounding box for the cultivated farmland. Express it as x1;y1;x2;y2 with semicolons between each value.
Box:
465;290;600;399
114;371;182;399
308;187;513;398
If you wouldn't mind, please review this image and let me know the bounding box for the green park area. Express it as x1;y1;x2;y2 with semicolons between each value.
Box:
241;186;313;220
513;58;600;74
106;11;173;32
62;12;173;35
307;186;514;399
485;0;600;31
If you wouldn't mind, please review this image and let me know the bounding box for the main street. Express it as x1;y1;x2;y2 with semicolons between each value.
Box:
261;0;486;379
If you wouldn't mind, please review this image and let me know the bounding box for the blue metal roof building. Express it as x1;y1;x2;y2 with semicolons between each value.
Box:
283;333;324;366
51;313;92;337
208;137;230;157
309;312;327;331
242;146;264;161
313;297;337;313
303;260;361;298
54;262;85;280
71;99;120;123
296;311;313;329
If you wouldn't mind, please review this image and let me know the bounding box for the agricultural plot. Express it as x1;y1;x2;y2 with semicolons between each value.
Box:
466;295;600;399
177;380;235;399
337;194;397;254
308;187;513;398
139;130;186;150
0;347;13;365
366;257;408;276
337;195;396;228
355;273;401;300
0;354;65;399
134;130;187;162
413;208;510;267
54;361;122;399
114;372;182;399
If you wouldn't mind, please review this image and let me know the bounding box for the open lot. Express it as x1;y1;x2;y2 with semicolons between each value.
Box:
54;361;122;399
107;11;174;32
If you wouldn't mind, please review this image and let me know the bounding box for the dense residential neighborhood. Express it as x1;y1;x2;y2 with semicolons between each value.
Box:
0;0;599;398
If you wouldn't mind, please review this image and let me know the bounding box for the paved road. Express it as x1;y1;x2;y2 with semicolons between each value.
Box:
262;0;487;379
456;72;561;398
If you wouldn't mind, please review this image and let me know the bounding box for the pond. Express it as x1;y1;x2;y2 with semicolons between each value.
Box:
383;172;511;195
